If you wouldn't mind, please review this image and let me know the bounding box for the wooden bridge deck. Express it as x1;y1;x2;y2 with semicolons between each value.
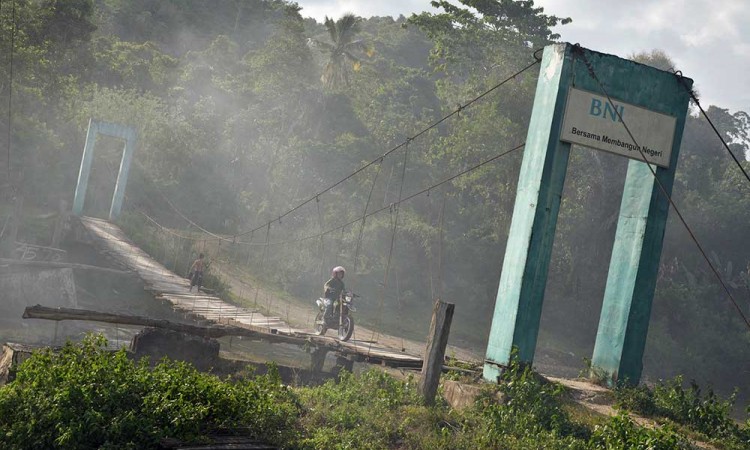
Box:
77;216;424;367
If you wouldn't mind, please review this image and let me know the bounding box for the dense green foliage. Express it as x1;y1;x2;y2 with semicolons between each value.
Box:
1;0;748;412
3;338;749;448
0;335;300;449
588;414;688;450
297;370;425;449
614;377;750;448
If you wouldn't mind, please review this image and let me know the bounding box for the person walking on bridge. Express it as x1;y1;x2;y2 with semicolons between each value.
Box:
188;253;205;293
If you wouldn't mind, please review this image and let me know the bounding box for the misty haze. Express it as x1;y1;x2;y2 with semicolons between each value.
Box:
0;1;748;448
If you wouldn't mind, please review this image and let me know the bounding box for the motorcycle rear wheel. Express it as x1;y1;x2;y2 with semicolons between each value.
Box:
314;311;327;336
338;316;354;341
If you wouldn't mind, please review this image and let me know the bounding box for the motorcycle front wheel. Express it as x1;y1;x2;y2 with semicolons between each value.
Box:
314;311;327;336
338;316;354;341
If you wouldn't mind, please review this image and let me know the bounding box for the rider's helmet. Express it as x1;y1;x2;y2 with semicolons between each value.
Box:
332;266;346;277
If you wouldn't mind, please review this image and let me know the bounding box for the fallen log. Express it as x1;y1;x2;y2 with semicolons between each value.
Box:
22;308;428;368
23;305;303;345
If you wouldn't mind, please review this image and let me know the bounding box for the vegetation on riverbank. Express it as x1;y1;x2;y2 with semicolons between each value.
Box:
1;337;747;449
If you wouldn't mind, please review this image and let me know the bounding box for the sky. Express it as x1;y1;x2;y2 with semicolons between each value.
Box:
295;0;750;114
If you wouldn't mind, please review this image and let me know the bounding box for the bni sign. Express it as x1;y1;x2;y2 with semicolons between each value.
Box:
560;87;677;168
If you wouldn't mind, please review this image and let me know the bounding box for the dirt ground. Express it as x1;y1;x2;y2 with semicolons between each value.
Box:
212;261;482;364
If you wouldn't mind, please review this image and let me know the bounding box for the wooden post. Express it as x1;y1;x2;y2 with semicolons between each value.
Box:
419;300;454;405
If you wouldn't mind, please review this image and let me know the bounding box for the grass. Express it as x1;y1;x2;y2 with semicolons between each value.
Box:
4;336;747;449
613;377;750;450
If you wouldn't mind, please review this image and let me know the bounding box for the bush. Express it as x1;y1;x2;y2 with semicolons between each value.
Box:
468;357;696;450
589;413;690;449
614;376;750;448
652;376;738;439
296;369;424;449
613;383;657;416
3;337;731;450
490;358;573;436
462;355;592;449
0;335;300;449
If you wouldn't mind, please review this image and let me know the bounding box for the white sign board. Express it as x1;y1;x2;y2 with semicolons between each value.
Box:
560;87;677;168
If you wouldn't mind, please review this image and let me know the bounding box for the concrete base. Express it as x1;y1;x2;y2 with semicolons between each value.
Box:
442;380;506;411
0;267;78;344
131;327;220;372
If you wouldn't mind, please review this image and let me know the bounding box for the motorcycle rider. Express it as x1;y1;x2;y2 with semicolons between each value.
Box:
323;266;346;319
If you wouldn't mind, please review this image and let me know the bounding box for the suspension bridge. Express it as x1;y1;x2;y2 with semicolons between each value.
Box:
64;215;470;369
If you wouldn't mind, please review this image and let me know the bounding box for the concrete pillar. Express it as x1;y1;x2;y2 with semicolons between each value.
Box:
72;120;137;220
592;140;689;385
72;119;98;216
109;131;137;220
483;44;573;382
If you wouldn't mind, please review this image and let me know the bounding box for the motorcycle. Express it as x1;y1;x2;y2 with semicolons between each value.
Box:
314;291;359;341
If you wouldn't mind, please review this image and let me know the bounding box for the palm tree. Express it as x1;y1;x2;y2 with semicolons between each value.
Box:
308;14;370;89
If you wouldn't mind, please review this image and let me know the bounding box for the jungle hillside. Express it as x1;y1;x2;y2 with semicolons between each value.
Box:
1;0;749;423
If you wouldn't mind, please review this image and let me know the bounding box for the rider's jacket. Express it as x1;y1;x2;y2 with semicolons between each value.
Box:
323;277;345;300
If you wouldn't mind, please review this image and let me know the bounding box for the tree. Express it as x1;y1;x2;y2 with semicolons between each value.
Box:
308;13;371;89
409;0;570;81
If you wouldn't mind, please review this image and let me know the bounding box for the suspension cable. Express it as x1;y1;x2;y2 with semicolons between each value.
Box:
391;142;411;351
427;191;436;301
315;196;326;280
353;159;383;273
230;57;541;240
368;204;397;356
255;143;525;247
133;161;232;242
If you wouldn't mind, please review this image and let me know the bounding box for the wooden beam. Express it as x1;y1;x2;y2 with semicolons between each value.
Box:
23;305;300;344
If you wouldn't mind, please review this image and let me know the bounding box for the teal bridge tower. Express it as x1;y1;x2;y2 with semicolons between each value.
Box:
483;43;692;386
72;119;138;221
